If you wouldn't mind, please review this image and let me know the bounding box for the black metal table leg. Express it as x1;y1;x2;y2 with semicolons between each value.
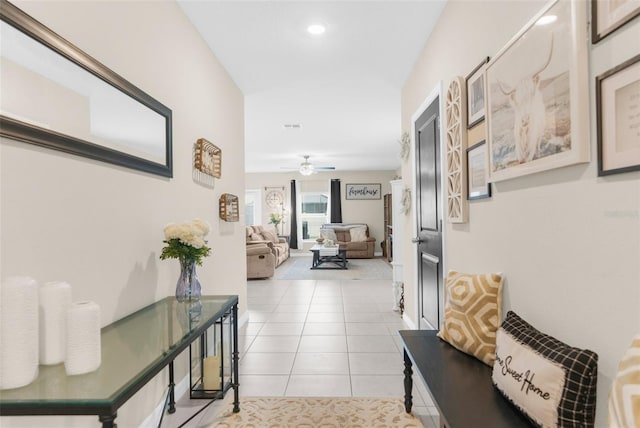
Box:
232;303;240;413
403;349;413;413
168;361;176;414
340;250;347;268
99;413;117;428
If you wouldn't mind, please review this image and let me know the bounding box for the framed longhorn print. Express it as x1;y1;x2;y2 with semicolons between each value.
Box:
485;0;590;182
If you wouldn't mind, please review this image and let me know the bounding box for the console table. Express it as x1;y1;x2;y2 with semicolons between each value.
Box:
0;295;239;427
400;330;531;428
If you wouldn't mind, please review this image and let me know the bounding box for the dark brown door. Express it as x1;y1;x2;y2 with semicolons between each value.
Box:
414;97;443;330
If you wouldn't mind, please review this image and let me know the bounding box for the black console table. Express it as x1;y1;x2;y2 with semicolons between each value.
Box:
0;295;239;427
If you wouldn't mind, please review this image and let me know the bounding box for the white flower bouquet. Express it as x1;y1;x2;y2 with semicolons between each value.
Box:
160;219;211;265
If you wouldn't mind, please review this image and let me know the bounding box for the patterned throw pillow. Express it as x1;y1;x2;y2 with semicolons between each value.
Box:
320;229;337;242
609;335;640;428
349;226;368;242
437;271;503;366
492;311;598;428
261;230;278;243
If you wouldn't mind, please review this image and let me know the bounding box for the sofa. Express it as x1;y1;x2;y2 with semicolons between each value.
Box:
319;223;375;258
246;225;290;278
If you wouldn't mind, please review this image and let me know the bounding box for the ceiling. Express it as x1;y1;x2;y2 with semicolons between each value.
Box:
178;1;446;174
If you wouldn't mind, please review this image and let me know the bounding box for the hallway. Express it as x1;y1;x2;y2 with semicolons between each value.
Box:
165;278;440;427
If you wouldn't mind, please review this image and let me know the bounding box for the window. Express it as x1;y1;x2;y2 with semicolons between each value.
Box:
245;190;262;226
300;192;328;240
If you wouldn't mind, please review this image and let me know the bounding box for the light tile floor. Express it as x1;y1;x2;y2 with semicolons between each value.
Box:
162;278;440;428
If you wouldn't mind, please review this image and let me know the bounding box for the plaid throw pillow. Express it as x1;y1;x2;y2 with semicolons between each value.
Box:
492;311;598;427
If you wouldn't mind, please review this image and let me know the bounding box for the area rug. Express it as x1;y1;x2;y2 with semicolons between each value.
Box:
210;396;423;428
275;257;392;280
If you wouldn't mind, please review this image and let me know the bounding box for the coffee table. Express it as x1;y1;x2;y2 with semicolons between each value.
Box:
310;244;348;270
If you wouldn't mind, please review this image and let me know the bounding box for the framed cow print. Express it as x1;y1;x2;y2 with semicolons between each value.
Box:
485;0;590;182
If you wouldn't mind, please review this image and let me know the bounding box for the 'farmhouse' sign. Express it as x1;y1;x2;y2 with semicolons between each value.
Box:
345;183;381;200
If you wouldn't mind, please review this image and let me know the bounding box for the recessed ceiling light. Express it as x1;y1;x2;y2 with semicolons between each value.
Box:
307;24;326;35
536;15;557;26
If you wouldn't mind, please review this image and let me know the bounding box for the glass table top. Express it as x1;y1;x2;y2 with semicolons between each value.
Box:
0;295;237;409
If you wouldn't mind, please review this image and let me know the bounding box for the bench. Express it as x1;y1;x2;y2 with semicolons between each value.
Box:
400;330;532;428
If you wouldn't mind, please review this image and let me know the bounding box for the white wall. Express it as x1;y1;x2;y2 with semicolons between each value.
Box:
246;171;397;250
400;1;640;426
0;1;245;426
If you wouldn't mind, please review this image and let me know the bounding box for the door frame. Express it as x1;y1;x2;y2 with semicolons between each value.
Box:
410;82;448;330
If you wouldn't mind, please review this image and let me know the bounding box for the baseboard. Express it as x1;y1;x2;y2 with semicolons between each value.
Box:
138;374;190;428
402;313;417;330
239;309;250;327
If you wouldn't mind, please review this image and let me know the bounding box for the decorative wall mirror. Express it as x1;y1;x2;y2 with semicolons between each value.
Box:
0;0;173;177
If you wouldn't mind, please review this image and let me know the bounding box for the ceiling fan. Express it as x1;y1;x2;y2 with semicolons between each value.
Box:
282;155;336;176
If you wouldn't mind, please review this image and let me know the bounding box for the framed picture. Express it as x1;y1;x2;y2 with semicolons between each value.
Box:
596;54;640;176
466;57;490;129
485;0;590;182
345;183;381;200
592;0;640;43
467;141;491;200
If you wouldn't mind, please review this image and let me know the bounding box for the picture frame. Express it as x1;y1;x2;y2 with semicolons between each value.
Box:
592;0;640;43
466;57;490;129
596;54;640;176
485;0;590;182
345;183;381;200
467;140;491;200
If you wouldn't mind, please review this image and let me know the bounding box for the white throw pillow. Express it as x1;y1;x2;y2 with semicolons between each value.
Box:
320;229;337;242
350;226;368;242
493;328;565;426
492;311;599;427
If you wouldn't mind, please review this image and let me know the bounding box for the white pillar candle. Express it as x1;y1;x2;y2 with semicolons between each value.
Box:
203;355;221;390
39;281;72;365
0;276;39;389
65;301;101;376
